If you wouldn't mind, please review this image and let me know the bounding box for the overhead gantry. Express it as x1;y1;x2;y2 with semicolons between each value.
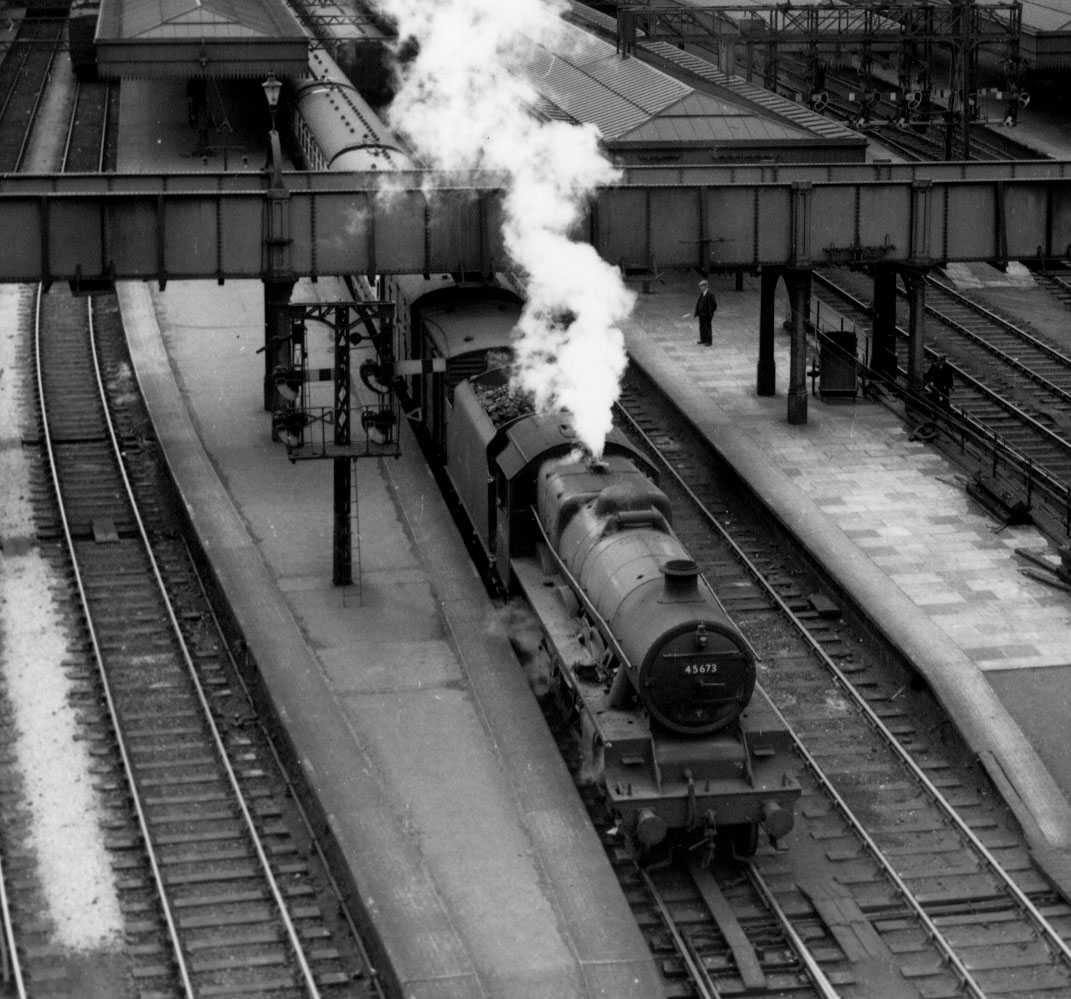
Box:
4;158;1071;424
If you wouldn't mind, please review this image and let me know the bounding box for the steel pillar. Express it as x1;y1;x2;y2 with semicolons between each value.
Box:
901;267;929;391
784;269;811;425
263;278;296;414
871;266;899;380
262;129;295;417
334;305;353;586
757;267;779;397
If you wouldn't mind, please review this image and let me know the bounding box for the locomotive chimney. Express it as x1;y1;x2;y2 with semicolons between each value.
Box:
662;558;700;597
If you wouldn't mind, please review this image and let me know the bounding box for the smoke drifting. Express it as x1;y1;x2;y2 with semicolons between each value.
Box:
375;0;634;457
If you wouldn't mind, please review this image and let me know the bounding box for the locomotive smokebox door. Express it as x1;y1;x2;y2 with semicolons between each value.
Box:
646;624;755;733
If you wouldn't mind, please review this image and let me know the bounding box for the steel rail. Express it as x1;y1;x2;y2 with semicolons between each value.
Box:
745;864;840;999
60;79;79;169
928;272;1071;372
12;31;60;172
636;866;722;999
615;391;1071;990
177;532;386;997
33;284;197;997
812;271;1071;464
80;298;324;997
61;80;116;176
0;833;26;999
98;85;113;172
922;291;1071;410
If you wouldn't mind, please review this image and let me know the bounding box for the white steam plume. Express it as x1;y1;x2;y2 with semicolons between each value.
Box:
375;0;634;457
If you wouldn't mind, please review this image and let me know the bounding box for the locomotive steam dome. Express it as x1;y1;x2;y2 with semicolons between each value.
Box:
539;458;756;734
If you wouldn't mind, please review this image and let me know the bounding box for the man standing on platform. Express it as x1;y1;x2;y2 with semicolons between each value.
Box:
693;279;717;346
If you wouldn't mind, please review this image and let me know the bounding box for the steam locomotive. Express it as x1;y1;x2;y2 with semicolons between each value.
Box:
384;274;800;858
292;37;801;858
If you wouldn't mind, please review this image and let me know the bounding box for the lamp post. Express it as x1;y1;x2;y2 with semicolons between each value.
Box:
260;71;294;422
261;74;281;133
261;74;284;191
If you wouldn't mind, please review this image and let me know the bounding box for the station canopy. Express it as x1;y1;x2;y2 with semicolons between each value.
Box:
95;0;309;78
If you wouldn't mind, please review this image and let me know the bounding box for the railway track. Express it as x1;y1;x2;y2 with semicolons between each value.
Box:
26;284;372;993
1033;266;1071;313
63;78;119;173
18;284;380;997
767;52;1038;163
0;14;381;989
597;365;1071;998
0;17;64;171
813;268;1071;491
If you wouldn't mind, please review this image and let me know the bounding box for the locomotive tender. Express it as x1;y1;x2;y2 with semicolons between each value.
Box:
385;274;800;857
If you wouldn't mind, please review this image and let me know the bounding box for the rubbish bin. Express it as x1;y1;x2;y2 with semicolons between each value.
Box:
819;328;858;399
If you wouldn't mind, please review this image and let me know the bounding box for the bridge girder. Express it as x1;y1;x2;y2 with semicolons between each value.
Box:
1;163;1070;286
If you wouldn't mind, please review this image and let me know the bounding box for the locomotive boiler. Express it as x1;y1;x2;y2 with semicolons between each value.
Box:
387;275;800;857
537;458;755;736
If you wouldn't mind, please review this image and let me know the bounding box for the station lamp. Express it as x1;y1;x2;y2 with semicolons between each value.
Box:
262;74;282;132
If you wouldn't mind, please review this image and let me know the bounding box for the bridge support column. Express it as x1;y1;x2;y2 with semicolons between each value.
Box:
263;278;296;414
901;266;929;391
784;268;811;425
871;265;899;381
261;128;295;431
757;268;779;396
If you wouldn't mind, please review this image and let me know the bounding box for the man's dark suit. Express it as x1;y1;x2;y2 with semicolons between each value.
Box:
694;288;717;345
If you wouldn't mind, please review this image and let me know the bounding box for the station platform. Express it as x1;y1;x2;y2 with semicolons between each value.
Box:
987;101;1071;160
115;80;661;999
621;268;1071;891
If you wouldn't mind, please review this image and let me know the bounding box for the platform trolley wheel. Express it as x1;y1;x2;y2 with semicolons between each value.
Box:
727;822;759;858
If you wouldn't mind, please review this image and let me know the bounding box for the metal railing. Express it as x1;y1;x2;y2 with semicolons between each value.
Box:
805;313;1071;542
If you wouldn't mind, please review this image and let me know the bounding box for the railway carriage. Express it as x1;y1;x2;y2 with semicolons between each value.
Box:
290;48;415;172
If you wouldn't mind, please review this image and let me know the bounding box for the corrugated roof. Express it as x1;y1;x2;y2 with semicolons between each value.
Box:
524;22;822;149
1022;0;1071;34
619;91;814;145
524;43;673;141
579;48;689;112
528;93;578;125
565;0;864;145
